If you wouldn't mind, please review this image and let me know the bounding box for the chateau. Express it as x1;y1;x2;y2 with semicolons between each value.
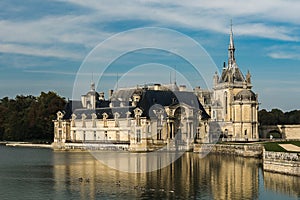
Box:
53;28;259;151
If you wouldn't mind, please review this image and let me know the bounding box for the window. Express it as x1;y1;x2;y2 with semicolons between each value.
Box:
136;115;141;126
104;131;108;140
94;131;96;140
224;91;228;115
136;129;141;143
197;128;200;139
157;129;162;140
73;131;76;141
58;130;62;141
116;131;120;141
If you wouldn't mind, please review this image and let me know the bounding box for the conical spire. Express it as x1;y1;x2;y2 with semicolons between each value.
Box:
228;21;235;68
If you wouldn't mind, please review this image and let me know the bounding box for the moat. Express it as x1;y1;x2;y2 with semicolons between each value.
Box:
0;145;299;200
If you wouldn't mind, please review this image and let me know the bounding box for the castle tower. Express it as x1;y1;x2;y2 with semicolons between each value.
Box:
211;24;259;141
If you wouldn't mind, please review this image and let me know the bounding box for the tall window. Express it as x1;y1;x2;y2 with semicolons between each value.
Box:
197;128;200;139
136;115;141;126
136;129;141;143
59;130;62;141
224;91;228;115
157;129;162;140
104;131;108;140
73;131;76;141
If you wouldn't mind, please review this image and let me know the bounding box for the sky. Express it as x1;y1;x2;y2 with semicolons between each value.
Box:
0;0;300;111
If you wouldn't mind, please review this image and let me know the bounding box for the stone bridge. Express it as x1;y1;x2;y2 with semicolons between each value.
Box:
259;125;300;139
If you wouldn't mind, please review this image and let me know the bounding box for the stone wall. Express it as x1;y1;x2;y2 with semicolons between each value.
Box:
52;142;129;151
263;149;300;176
259;125;300;139
194;144;263;158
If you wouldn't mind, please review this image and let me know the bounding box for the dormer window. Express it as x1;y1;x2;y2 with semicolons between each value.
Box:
134;108;143;126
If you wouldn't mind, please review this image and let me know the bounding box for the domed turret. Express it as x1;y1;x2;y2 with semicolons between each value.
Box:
234;89;256;101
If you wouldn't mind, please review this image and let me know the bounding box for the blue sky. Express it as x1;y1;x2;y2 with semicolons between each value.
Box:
0;0;300;111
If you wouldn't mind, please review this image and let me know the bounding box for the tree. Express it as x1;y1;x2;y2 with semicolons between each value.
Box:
259;108;300;125
0;92;66;142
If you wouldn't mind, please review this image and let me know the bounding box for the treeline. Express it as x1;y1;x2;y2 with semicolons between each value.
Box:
258;108;300;125
0;92;66;142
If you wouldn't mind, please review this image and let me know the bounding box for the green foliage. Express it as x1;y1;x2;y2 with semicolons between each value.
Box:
0;92;66;142
258;108;300;125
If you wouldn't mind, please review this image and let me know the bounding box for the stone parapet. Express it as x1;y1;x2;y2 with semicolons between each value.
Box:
194;143;263;158
52;142;129;151
263;149;300;176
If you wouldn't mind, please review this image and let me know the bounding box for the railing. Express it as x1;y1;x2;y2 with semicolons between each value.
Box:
71;140;130;144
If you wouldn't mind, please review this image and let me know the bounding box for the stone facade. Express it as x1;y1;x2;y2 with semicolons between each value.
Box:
53;84;210;151
196;27;259;141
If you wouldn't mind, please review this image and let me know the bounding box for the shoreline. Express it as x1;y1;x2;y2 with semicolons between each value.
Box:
2;141;299;176
2;142;52;149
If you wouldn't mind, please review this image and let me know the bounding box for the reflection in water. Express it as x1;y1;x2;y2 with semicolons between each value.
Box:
1;146;299;200
264;171;300;198
53;152;261;199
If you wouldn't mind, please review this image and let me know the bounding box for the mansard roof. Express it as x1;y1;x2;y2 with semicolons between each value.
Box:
62;100;82;120
62;99;110;120
62;87;210;120
136;90;210;119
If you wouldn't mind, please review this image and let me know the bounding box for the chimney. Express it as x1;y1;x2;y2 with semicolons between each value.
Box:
99;92;105;100
179;85;186;91
109;89;114;99
154;83;161;91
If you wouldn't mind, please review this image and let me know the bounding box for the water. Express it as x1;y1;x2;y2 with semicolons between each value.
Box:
0;145;299;200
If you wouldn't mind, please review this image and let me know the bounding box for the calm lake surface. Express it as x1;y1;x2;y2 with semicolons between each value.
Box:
0;145;299;200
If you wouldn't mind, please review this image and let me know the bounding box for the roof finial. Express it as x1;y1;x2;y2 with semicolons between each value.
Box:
90;72;95;91
174;65;177;85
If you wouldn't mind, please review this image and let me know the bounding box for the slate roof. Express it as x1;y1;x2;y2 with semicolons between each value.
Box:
62;100;82;120
219;64;245;83
62;88;210;120
136;90;210;119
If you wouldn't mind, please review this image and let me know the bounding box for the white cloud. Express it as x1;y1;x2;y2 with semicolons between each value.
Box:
266;45;300;60
1;0;299;61
60;0;300;40
0;43;82;60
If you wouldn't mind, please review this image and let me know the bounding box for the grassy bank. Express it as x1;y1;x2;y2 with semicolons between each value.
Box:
262;141;300;152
